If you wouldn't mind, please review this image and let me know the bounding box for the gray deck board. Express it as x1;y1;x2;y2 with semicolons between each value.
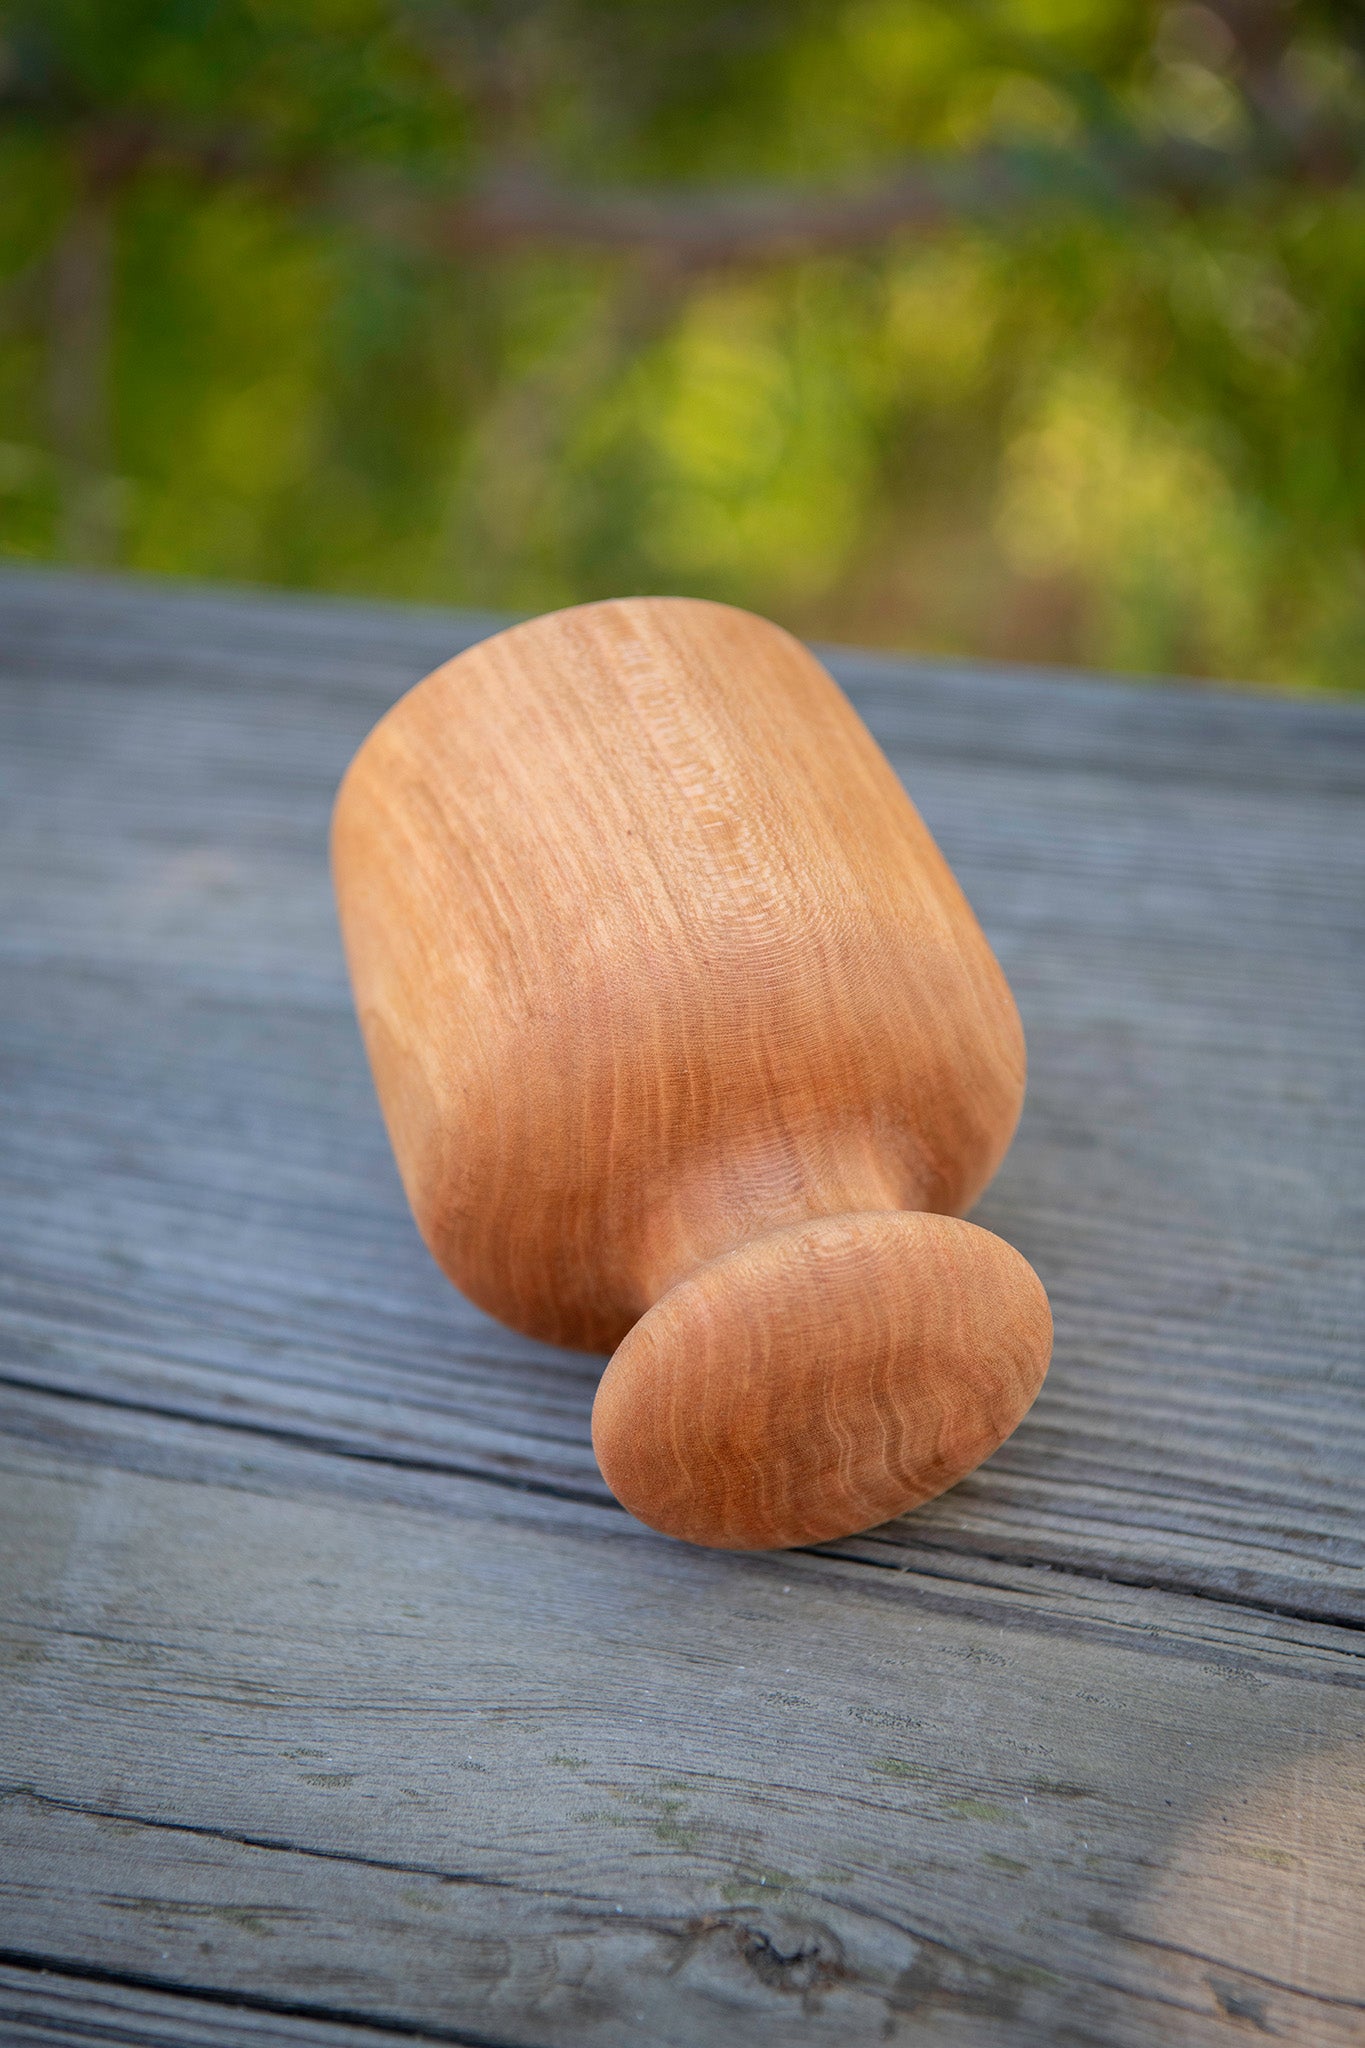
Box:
0;566;1361;2044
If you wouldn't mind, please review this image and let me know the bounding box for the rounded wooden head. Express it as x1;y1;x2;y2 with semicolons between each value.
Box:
594;1211;1050;1549
333;596;1050;1549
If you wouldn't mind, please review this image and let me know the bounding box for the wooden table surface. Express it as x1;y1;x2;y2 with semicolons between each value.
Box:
1;568;1362;2048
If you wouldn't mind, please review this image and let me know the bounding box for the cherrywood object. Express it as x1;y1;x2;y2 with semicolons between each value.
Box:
332;597;1052;1547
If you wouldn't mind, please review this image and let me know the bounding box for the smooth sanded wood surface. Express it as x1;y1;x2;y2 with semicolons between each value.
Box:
333;596;1050;1549
0;566;1362;2047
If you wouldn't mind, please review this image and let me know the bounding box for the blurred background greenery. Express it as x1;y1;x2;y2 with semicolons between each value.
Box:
2;1;1362;687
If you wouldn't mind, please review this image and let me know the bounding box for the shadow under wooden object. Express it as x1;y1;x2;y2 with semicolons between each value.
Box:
0;566;1361;2047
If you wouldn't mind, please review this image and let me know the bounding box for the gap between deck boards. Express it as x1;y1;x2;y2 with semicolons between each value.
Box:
0;1949;531;2048
4;1374;1364;1668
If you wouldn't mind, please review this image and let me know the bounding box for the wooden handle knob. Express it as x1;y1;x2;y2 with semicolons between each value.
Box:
332;597;1051;1549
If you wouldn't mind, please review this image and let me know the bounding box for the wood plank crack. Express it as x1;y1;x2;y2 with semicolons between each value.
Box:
0;1951;534;2048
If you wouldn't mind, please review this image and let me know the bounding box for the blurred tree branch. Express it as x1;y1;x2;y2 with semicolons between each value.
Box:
2;0;1361;269
4;112;1360;273
411;129;1361;264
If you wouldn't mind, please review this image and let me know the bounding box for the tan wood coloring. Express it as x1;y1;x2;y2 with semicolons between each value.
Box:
332;597;1052;1548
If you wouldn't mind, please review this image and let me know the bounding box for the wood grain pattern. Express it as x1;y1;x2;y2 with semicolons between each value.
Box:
0;1962;423;2048
3;1437;1363;2048
333;598;1051;1547
596;1212;1050;1549
0;567;1361;1615
1;567;1364;2045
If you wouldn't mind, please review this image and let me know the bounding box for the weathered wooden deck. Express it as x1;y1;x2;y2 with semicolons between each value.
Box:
0;567;1361;2047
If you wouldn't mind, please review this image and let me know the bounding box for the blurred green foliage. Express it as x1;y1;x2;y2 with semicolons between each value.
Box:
2;0;1363;686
